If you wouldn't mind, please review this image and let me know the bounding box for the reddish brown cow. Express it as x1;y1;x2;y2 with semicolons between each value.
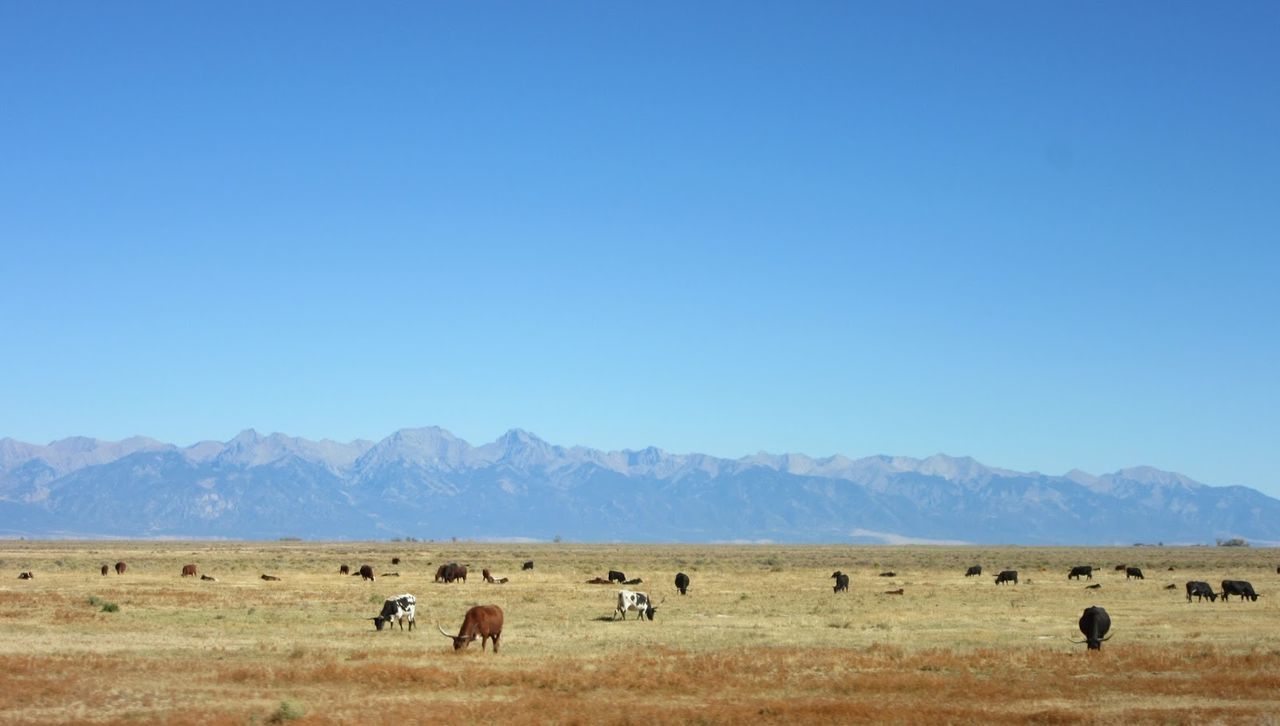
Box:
181;564;197;577
437;605;503;652
339;564;350;575
115;561;126;575
357;565;374;581
101;564;109;576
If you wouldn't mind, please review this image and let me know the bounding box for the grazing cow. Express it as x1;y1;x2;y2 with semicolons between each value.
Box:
883;588;904;595
623;578;643;585
372;593;416;632
261;574;280;581
1114;564;1127;571
675;572;690;595
1085;583;1102;590
17;572;33;579
879;571;896;577
1068;566;1094;581
607;570;626;583
358;565;375;581
441;564;467;583
437;605;503;652
181;564;197;577
482;569;496;583
615;590;660;621
586;577;613;584
391;557;400;565
522;561;534;571
101;564;109;576
115;561;126;576
994;570;1018;585
964;565;983;577
1220;580;1259;602
1185;581;1216;602
1125;567;1145;580
832;571;850;593
339;564;350;575
1074;606;1112;650
201;574;217;582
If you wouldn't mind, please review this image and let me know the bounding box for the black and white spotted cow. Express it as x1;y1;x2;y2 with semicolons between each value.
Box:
614;589;659;621
372;593;417;631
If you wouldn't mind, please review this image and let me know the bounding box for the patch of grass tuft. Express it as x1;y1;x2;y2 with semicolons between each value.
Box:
100;603;119;613
267;700;305;723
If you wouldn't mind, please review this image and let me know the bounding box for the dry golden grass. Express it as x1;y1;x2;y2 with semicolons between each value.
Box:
0;541;1277;724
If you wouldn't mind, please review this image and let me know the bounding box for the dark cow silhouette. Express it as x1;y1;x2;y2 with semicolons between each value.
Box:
201;574;217;581
994;570;1018;585
438;605;503;652
1187;581;1217;602
358;565;375;581
1125;567;1144;580
675;572;690;595
436;563;467;583
1163;583;1177;590
101;564;109;576
883;588;904;595
1074;606;1112;650
1220;580;1259;602
607;570;626;583
1085;583;1102;590
260;574;280;581
522;561;534;571
373;594;416;631
832;571;850;593
115;561;126;575
964;565;982;577
879;571;896;577
391;557;400;565
181;564;197;577
1114;564;1127;571
17;572;33;579
1068;566;1094;581
339;564;350;575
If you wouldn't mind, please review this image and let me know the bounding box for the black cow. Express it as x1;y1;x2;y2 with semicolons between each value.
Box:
1125;567;1144;580
522;561;534;571
832;571;850;593
358;564;375;581
994;570;1018;585
674;572;690;595
1074;606;1112;650
436;563;467;583
1068;566;1094;581
1220;580;1259;602
964;565;982;577
607;570;626;583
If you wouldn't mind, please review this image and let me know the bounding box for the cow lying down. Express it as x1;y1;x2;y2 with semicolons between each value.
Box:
372;594;417;631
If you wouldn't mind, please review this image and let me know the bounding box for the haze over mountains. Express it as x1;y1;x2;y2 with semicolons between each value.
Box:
1;427;1277;544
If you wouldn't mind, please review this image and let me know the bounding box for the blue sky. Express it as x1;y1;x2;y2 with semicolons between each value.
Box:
2;3;1277;494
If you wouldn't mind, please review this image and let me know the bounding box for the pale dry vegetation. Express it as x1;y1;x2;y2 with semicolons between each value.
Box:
0;541;1277;724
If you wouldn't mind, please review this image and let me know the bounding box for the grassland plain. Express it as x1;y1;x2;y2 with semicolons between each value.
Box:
0;541;1277;724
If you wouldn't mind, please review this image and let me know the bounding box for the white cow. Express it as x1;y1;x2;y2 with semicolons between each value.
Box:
373;593;417;631
615;589;659;621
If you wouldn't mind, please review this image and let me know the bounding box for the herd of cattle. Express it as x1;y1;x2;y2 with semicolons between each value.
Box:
13;556;1272;654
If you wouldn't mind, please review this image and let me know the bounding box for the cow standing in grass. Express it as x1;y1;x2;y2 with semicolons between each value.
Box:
373;594;417;631
615;590;660;621
438;605;503;652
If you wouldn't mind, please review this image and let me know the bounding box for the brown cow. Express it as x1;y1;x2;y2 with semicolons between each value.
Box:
261;574;281;581
115;561;126;575
339;564;350;575
883;588;905;595
391;557;400;565
101;564;109;576
437;605;503;652
357;565;374;581
201;574;217;582
482;568;495;583
181;564;197;577
18;572;33;579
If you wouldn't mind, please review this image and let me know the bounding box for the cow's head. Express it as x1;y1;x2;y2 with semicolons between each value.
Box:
437;625;475;650
644;605;657;620
372;616;389;631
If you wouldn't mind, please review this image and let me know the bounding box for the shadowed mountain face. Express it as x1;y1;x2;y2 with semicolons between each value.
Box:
0;428;1276;544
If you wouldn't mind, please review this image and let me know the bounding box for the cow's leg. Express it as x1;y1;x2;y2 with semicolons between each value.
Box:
492;633;500;652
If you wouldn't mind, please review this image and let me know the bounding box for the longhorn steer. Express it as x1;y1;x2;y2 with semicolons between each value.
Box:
831;571;849;593
1068;566;1094;581
1073;606;1112;650
615;589;660;620
373;594;417;631
675;572;690;595
1220;580;1259;602
438;605;503;652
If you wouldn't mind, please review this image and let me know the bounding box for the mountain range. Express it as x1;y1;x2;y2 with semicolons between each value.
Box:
1;427;1276;544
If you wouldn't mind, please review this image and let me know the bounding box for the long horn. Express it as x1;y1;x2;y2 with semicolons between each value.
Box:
437;624;455;638
1101;632;1113;641
1068;637;1086;644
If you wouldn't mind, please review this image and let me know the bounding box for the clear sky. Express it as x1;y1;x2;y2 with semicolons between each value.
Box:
2;3;1277;494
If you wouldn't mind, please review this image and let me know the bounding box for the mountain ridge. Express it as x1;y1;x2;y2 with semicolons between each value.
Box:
0;427;1275;544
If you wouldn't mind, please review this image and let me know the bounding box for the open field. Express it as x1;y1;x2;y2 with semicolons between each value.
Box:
1;541;1278;724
